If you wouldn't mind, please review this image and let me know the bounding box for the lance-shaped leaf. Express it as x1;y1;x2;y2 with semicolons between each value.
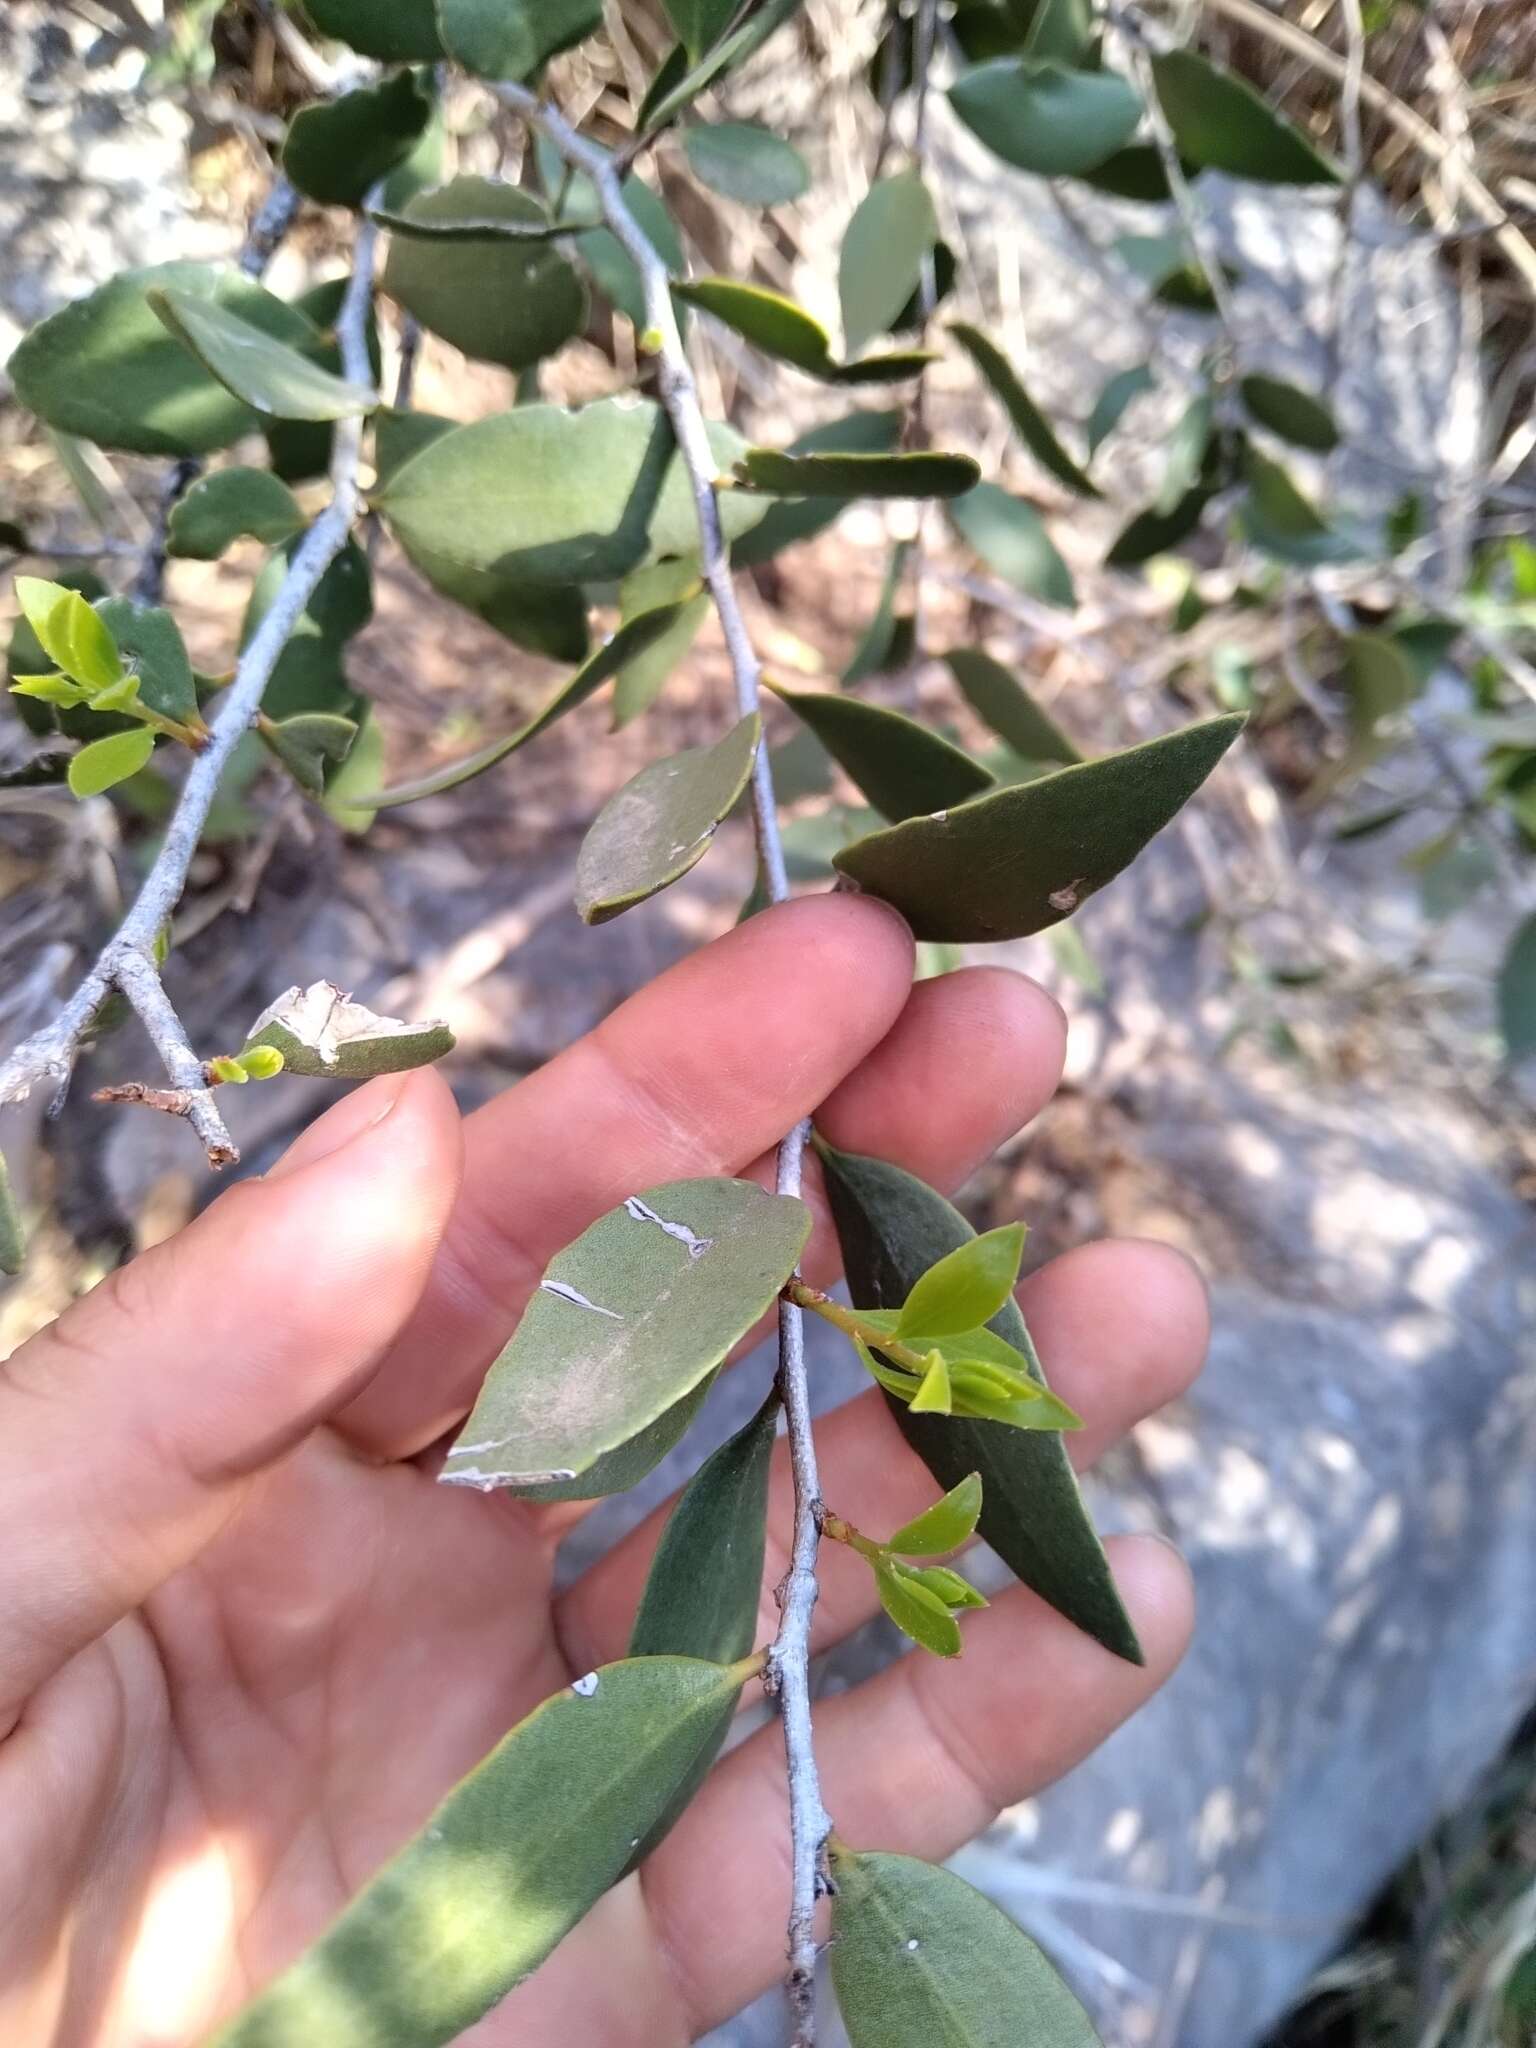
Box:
673;279;932;385
94;598;198;723
167;467;304;560
769;682;994;824
1086;365;1157;461
683;121;810;205
952;324;1099;499
1239;373;1340;452
949;58;1142;176
260;712;358;796
148;289;375;423
575;712;761;924
888;1472;984;1557
1500;912;1536;1062
845;541;913;684
734;449;980;499
438;0;600;77
8;263;321;457
374;399;764;594
613;558;710;728
368;602;692;809
1152;49;1340;185
840;170;938;357
832;714;1243;940
282;69;434;208
830;1846;1105;2048
1241;443;1361;566
643;0;804;130
441;1178;811;1491
949;483;1074;608
817;1138;1141;1661
664;0;738;62
1082;142;1177;202
876;1562;963;1655
0;1152;23;1276
213;1656;754;2048
303;0;442;58
945;648;1082;765
1158;392;1215;514
382;177;588;372
68;726;155;799
1105;484;1211;568
730;411;903;567
242;982;453;1080
897;1223;1026;1340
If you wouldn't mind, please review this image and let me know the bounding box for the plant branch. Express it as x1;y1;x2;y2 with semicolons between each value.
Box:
495;81;829;2041
0;207;381;1168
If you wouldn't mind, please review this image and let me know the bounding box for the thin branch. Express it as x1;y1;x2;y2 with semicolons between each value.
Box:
0;210;381;1167
495;82;830;2042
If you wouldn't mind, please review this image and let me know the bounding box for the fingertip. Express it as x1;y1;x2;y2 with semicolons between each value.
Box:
1105;1532;1196;1683
758;891;915;1005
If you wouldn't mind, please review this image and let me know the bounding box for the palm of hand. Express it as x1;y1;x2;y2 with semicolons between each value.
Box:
0;903;1201;2047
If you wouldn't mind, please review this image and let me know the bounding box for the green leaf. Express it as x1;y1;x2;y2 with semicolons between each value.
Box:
951;324;1099;498
438;0;600;76
263;275;384;485
675;278;835;373
9;263;321;457
945;648;1082;764
683;121;810;205
212;1657;753;2048
572;172;685;328
769;681;995;824
374;398;764;595
1151;48;1342;186
888;1473;984;1557
875;1560;963;1655
236;1046;286;1081
1080;142;1176;202
845;541;912;685
902;1561;987;1610
242;538;371;724
948;483;1074;608
303;0;442;58
68;725;155;798
148;288;375;422
1241;442;1360;566
368;603;692;808
242;983;453;1080
642;0;805;132
831;715;1243;941
575;712;761;924
663;0;739;62
166;467;305;560
840;170;938;357
1239;372;1341;453
322;706;385;836
830;1847;1105;2047
1158;392;1214;514
1105;485;1211;568
441;1178;811;1491
514;1373;721;1506
282;69;434;208
0;1151;25;1275
731;410;903;567
897;1223;1027;1340
949;58;1142;176
859;1311;1080;1431
261;711;359;796
14;578;121;690
612;558;710;728
1499;911;1536;1062
734;449;980;499
383;177;588;371
908;1349;953;1414
1022;0;1095;64
93;598;198;723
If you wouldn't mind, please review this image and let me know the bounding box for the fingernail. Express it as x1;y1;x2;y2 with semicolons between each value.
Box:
266;1072;412;1181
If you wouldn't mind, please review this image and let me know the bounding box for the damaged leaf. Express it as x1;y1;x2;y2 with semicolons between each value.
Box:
241;982;454;1079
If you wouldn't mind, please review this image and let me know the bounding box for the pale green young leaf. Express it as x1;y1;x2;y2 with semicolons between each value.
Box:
85;675;144;716
839;170;937;358
67;725;155;799
440;1178;810;1491
888;1473;984;1557
768;680;994;824
148;289;375;422
897;1221;1026;1340
236;1046;286;1081
166;467;305;561
9;674;83;707
14;578;122;691
875;1560;963;1656
901;1563;988;1611
908;1349;953;1414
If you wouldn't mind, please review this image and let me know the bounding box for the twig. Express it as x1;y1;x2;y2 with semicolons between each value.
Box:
0;210;381;1168
495;82;830;2042
1324;0;1366;404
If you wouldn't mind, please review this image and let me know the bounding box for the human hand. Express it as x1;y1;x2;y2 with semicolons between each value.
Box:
0;898;1204;2047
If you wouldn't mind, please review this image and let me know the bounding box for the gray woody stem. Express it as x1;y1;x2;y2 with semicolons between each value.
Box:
0;206;381;1167
496;84;831;2042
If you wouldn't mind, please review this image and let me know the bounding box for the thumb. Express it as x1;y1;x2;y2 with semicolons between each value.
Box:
0;1067;462;1735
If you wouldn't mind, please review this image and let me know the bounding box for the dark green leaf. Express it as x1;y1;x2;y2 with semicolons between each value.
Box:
875;1561;963;1655
897;1223;1026;1340
575;712;760;923
241;539;372;722
833;715;1244;941
369;603;692;808
845;540;912;684
949;58;1142;176
642;0;805;133
683;121;810;205
817;1138;1141;1660
663;0;739;62
441;1178;811;1490
282;69;434;208
735;449;980;499
94;598;198;723
945;648;1082;764
770;681;995;823
951;324;1099;499
1104;485;1210;568
612;558;709;728
167;467;305;559
1499;911;1536;1062
242;983;453;1080
260;712;358;796
1239;373;1340;452
1022;0;1094;64
840;170;937;357
1151;48;1341;186
1080;142;1176;202
0;1152;23;1276
949;483;1074;608
1086;362;1155;455
14;577;121;690
1158;392;1214;513
571;172;685;327
303;0;442;58
438;0;600;76
831;1846;1105;2047
888;1472;984;1556
262;275;384;485
9;262;321;456
148;288;375;422
1241;442;1360;565
68;725;155;798
212;1658;753;2048
383;177;587;372
730;411;903;568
